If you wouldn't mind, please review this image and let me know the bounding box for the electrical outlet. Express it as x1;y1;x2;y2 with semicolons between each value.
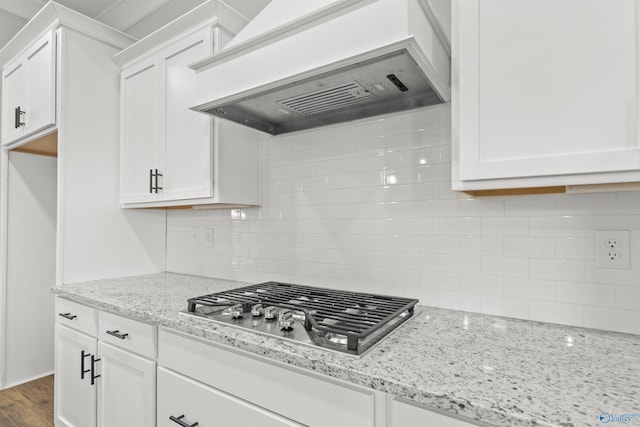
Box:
203;228;214;247
595;230;630;269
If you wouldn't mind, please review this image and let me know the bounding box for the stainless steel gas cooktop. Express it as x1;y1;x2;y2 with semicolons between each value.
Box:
180;282;418;356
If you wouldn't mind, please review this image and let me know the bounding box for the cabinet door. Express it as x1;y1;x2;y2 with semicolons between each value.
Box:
55;325;97;427
390;399;476;427
24;30;56;137
455;0;640;186
1;59;26;144
162;30;214;201
96;342;156;427
157;367;301;427
120;58;162;204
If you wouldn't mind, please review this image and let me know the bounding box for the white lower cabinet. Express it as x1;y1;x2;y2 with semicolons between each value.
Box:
55;324;97;427
97;342;155;427
390;399;478;427
158;328;377;427
55;297;156;427
158;367;299;427
56;298;481;427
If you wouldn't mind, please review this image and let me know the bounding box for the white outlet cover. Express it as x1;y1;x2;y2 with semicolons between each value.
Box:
595;230;630;269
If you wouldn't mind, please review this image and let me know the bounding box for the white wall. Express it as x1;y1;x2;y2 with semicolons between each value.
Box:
166;104;640;335
4;151;56;387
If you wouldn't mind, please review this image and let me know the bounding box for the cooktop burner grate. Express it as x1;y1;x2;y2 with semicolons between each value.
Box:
186;281;418;354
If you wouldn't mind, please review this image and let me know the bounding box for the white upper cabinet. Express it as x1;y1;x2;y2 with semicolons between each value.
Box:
1;30;56;145
116;1;261;208
453;0;640;191
121;58;162;204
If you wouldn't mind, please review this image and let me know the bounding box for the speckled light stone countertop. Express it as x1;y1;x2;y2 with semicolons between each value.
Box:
53;272;640;427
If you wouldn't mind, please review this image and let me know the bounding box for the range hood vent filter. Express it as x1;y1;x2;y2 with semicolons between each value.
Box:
278;82;376;116
192;0;451;136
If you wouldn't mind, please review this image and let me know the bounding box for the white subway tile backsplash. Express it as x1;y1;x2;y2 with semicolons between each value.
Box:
530;216;585;237
617;191;640;214
420;270;459;291
385;268;421;288
417;164;451;183
529;259;585;282
458;236;502;256
504;195;557;217
459;198;505;217
529;301;584;326
585;215;640;238
480;295;529;319
402;108;440;132
389;235;421;253
166;104;640;335
555;281;615;307
439;291;482;312
402;252;439;271
482;256;529;278
503;277;555;301
554;237;594;260
503;237;555;258
385;132;423;152
557;193;618;216
400;218;439;235
460;274;503;295
481;217;528;237
584;261;640;286
584;307;640;335
440;217;481;236
440;254;482;274
615;286;640;310
420;236;459;254
371;115;403;137
401;182;441;201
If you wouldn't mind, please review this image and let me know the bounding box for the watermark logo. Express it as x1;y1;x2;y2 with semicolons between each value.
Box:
599;412;640;424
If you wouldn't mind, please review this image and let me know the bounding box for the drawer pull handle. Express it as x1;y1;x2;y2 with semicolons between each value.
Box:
80;350;91;380
90;355;101;385
59;312;77;320
106;330;129;339
170;415;198;427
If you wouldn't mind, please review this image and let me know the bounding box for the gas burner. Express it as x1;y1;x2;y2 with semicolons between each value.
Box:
182;281;418;356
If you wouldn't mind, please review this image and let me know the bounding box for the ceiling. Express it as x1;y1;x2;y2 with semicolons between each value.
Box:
0;0;271;50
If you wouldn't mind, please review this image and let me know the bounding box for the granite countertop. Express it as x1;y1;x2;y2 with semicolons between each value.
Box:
53;272;640;427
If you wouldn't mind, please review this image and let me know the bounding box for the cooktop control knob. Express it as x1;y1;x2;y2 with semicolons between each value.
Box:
230;303;244;319
251;303;264;317
278;310;294;331
264;306;278;321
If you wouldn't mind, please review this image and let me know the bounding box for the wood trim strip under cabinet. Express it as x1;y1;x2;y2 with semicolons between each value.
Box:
462;186;566;197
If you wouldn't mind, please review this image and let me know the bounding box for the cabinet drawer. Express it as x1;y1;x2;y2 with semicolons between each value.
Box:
158;329;375;427
391;399;479;427
55;297;97;336
98;311;156;358
157;368;301;427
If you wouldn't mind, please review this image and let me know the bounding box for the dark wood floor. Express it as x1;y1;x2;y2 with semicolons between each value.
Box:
0;375;54;427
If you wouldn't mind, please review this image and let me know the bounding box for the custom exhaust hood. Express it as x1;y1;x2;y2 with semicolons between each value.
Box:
191;0;450;135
